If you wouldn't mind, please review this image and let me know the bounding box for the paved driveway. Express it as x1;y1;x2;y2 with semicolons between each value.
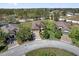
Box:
0;40;79;56
33;31;41;40
60;34;72;44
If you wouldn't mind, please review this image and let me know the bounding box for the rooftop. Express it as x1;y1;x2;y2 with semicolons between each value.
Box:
56;21;69;31
32;20;43;30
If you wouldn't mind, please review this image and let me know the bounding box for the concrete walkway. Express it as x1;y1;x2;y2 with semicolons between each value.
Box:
0;40;79;56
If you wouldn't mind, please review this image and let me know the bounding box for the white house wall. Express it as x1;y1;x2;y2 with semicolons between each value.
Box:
66;20;72;22
66;20;79;24
72;20;79;24
59;18;65;21
19;19;26;22
66;14;73;16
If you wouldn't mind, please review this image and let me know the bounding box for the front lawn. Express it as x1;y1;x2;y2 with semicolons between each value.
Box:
25;48;75;56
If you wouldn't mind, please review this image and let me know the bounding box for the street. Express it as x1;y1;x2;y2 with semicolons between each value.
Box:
0;40;79;56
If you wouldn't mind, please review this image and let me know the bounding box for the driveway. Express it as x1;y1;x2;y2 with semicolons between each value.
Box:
60;34;72;44
0;40;79;56
33;30;41;40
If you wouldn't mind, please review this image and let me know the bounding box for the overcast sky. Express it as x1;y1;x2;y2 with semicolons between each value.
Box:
0;3;79;8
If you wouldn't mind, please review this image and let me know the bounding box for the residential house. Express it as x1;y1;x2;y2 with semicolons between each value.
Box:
16;18;26;23
65;16;79;24
32;20;43;31
56;21;69;34
59;16;79;24
1;24;19;33
66;12;74;16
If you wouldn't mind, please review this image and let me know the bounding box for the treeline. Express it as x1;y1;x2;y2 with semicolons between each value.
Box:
0;8;79;18
0;8;50;18
0;8;79;14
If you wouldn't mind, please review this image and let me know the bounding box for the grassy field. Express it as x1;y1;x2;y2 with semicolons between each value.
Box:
25;48;75;56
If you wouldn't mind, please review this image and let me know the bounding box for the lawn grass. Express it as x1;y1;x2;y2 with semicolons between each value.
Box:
25;48;75;56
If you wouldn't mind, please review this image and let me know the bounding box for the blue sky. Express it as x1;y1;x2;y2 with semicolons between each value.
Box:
0;3;79;8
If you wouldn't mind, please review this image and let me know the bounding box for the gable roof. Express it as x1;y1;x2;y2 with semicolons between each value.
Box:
32;20;43;30
56;21;69;31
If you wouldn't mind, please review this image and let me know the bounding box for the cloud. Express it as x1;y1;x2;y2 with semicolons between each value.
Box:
13;3;18;6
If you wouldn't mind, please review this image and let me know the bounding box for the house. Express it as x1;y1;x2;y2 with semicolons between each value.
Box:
59;16;79;24
16;18;26;23
66;12;74;16
59;17;65;21
18;19;26;23
1;24;19;33
65;16;79;24
32;20;43;40
32;20;43;31
26;19;34;21
56;21;69;34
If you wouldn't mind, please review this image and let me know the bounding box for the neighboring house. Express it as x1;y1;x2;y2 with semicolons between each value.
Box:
1;24;19;33
66;12;79;16
18;19;26;23
59;16;79;24
16;18;26;23
26;19;34;21
66;12;74;16
65;16;79;24
56;21;69;34
59;17;65;21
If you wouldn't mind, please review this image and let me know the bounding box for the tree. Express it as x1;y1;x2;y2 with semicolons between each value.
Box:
41;20;62;39
50;10;60;21
6;15;16;23
69;25;79;46
69;25;79;40
16;22;33;44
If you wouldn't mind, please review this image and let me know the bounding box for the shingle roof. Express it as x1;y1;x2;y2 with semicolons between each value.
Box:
56;21;69;31
32;20;42;30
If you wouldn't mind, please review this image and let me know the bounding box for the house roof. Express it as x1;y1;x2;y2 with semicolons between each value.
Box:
1;24;18;31
32;20;43;30
56;21;69;31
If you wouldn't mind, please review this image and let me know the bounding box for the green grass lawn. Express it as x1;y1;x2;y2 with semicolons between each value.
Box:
25;48;76;56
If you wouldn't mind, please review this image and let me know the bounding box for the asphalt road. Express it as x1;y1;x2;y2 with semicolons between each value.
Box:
0;40;79;56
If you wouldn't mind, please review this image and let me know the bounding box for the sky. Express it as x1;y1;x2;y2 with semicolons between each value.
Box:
0;3;79;8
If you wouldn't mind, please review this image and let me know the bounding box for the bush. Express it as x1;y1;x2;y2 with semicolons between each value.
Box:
69;25;79;46
16;22;32;44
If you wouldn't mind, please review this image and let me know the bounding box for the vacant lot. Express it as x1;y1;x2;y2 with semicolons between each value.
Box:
25;48;75;56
